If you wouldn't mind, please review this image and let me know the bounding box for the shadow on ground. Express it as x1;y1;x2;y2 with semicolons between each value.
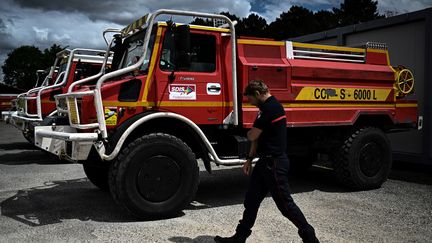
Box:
0;142;35;150
1;166;344;227
0;150;64;165
0;178;134;227
389;161;432;185
169;235;215;243
2;160;430;227
0;142;65;165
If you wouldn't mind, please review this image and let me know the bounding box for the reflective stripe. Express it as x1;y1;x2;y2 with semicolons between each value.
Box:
271;115;286;123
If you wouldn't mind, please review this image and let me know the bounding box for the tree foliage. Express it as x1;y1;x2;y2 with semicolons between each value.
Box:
333;0;383;26
193;0;383;40
2;44;63;90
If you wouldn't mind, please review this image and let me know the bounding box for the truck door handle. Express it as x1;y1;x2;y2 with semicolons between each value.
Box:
207;83;221;95
208;86;221;91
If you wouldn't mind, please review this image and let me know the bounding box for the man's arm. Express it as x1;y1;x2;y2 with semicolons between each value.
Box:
247;127;262;142
243;127;262;175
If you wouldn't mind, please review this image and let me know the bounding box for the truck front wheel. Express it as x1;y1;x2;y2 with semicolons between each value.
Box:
334;127;392;190
109;133;199;218
83;162;109;191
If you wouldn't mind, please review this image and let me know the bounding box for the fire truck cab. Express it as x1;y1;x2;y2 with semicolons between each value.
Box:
33;9;419;218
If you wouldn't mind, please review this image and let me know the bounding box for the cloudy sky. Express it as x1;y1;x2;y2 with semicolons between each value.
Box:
0;0;431;80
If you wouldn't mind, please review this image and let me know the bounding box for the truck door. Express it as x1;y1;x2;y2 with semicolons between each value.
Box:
154;28;225;125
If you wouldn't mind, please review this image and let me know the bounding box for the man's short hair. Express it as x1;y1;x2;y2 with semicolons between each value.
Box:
243;80;269;96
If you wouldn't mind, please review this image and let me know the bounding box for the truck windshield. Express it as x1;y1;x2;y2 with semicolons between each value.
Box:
121;28;156;72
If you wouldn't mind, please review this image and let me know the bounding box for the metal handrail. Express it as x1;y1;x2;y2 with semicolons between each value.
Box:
35;48;107;120
103;28;122;45
99;112;246;165
68;39;116;92
92;9;238;139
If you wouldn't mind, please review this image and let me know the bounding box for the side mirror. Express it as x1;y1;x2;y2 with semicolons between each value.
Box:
174;25;191;70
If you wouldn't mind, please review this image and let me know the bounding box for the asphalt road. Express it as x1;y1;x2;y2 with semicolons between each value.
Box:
0;121;431;242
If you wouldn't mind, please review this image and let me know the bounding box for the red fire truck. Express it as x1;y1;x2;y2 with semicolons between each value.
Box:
2;48;112;143
33;10;419;218
0;70;44;113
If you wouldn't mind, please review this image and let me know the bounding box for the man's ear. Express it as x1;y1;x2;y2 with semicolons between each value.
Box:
254;90;260;97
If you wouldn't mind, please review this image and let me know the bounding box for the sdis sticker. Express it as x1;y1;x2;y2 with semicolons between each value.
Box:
169;84;196;100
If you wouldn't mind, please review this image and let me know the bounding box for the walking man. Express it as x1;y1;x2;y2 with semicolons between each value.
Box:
215;80;319;243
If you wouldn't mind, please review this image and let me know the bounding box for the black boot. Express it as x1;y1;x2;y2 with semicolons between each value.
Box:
298;227;319;243
214;234;248;243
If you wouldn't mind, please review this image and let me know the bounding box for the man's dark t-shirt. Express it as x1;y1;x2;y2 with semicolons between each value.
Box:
253;96;287;158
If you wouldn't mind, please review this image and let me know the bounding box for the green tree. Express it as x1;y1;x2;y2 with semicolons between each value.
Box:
2;44;63;90
219;12;246;36
42;44;64;68
314;10;339;32
268;6;317;40
2;46;44;90
190;17;213;26
333;0;384;26
241;13;268;37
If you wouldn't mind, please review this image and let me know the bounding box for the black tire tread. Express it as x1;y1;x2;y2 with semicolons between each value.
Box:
334;127;391;190
83;162;110;191
109;132;199;218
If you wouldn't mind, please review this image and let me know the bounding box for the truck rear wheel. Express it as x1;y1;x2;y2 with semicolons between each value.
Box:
109;133;199;218
83;162;109;191
334;127;392;190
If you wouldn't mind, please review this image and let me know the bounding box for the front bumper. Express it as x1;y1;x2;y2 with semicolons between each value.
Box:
35;125;98;161
1;111;12;123
2;111;25;130
2;111;42;131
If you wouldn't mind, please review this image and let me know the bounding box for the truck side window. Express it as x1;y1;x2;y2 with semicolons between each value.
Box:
160;33;216;73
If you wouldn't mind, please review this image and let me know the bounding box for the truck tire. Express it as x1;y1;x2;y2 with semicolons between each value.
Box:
109;133;199;218
83;163;109;191
334;127;392;190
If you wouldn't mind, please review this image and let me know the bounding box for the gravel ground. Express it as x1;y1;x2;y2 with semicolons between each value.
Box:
0;121;431;242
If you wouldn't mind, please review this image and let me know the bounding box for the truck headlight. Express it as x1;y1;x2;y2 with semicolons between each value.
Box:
56;97;68;111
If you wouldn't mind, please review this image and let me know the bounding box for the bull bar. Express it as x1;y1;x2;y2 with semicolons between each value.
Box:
6;48;110;132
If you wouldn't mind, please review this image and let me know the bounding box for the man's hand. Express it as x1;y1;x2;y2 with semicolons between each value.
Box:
243;159;252;176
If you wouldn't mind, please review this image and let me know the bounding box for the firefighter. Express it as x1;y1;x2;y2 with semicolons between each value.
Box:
214;80;319;243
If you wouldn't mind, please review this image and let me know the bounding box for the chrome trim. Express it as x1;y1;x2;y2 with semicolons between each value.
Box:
100;112;244;165
35;129;98;141
103;28;122;45
68;41;115;92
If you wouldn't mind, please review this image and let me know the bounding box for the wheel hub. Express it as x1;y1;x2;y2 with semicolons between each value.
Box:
359;142;383;177
136;155;181;202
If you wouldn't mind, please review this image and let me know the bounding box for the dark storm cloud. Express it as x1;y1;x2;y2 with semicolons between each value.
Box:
0;18;16;51
12;0;143;25
12;0;253;25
